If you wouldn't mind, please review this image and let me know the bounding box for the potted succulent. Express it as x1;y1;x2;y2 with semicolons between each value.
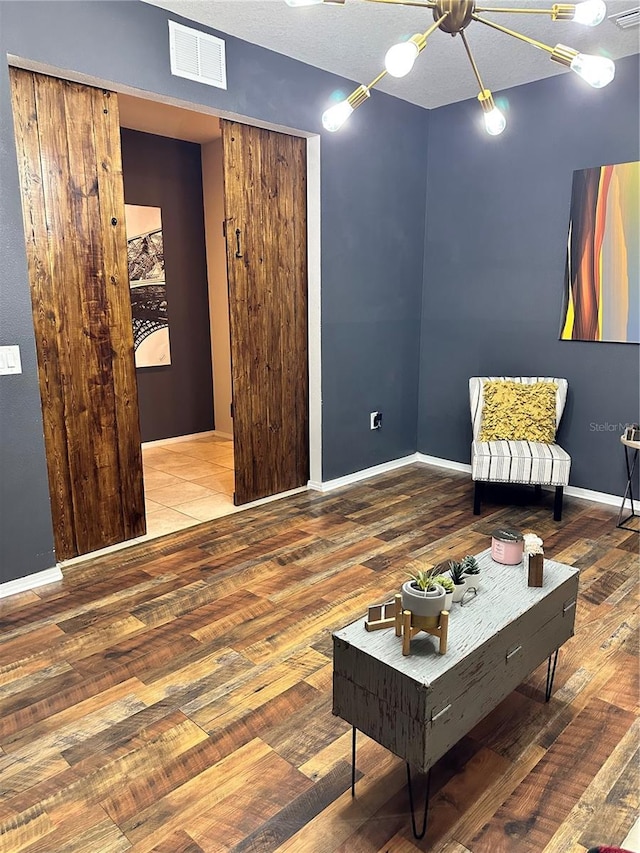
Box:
448;560;468;603
433;574;454;610
401;567;446;619
461;555;481;590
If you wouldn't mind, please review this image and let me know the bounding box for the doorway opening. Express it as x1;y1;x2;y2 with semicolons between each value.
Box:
118;96;313;542
118;95;237;539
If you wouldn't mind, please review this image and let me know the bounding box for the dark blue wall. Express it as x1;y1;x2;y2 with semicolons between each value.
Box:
0;52;55;581
321;89;427;478
418;54;640;497
0;1;428;582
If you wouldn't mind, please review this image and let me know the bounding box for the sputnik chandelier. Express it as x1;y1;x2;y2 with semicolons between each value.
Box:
285;0;615;135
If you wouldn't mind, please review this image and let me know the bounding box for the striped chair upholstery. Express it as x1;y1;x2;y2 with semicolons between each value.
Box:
469;377;571;520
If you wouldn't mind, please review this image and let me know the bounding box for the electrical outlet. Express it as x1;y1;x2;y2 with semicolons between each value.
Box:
370;411;382;430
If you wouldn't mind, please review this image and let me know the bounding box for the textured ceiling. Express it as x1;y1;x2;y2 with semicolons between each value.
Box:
144;0;639;109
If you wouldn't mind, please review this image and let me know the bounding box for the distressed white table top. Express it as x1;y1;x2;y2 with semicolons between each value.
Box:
621;435;640;451
333;548;579;688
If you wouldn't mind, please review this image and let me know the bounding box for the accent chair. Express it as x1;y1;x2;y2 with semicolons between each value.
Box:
469;376;571;521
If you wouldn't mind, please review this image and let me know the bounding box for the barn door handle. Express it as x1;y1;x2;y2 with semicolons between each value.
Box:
235;228;243;258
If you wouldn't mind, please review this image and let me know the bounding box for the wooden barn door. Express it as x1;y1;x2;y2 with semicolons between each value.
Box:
221;121;309;505
10;68;145;560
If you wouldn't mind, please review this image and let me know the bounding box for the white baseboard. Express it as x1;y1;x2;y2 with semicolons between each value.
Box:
310;454;419;492
312;450;639;514
416;452;640;513
142;430;232;448
240;485;308;508
0;566;62;599
563;483;640;513
416;453;472;474
211;430;234;441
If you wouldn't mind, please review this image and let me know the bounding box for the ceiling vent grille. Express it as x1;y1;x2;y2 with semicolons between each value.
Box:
608;6;640;28
169;21;227;89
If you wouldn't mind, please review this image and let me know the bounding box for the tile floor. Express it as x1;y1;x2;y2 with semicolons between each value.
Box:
142;433;238;540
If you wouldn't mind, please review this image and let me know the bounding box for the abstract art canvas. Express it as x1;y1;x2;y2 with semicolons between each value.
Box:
125;204;172;367
560;161;639;343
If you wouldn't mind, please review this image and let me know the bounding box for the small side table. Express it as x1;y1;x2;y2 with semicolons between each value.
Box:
617;435;640;531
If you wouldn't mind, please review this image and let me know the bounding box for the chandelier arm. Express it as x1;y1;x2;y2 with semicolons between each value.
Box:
414;11;449;49
366;69;389;89
459;30;486;91
459;29;505;134
475;5;571;14
362;0;437;7
471;13;556;54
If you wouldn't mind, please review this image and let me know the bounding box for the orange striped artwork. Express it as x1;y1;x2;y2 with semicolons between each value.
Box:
560;161;639;343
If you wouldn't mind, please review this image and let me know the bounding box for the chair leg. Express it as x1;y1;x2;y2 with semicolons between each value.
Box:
473;481;483;515
554;486;563;521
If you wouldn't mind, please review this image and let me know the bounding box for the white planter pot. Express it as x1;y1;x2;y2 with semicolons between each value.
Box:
451;578;467;603
401;581;446;619
443;591;453;611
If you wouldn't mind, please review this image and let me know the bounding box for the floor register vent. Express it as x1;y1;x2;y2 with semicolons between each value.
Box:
169;20;227;89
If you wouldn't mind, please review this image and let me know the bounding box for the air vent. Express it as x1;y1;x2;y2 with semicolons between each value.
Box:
608;6;640;28
169;21;227;89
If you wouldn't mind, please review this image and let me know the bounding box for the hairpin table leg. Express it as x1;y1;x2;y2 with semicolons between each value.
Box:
545;648;559;702
617;443;639;530
351;726;357;797
406;763;432;840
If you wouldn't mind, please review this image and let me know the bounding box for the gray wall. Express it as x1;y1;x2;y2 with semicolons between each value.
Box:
418;54;640;497
0;1;428;582
121;129;214;443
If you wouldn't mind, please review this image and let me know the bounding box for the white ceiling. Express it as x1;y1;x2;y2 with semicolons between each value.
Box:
145;0;639;109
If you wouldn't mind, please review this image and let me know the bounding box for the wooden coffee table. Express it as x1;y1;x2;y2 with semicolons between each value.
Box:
332;548;579;838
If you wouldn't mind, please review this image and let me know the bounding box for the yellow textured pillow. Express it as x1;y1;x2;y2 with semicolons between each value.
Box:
479;381;558;443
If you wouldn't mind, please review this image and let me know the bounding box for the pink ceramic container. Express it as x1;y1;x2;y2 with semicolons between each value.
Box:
491;528;524;565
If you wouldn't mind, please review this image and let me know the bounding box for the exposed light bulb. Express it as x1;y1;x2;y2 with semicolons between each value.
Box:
572;0;607;26
483;106;506;135
570;53;615;87
322;99;354;132
384;40;420;78
478;90;506;136
285;0;323;6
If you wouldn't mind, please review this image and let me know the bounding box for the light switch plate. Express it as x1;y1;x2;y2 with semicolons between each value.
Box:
0;345;22;375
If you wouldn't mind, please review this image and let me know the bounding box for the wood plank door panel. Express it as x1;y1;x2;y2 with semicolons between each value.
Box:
221;121;309;505
10;69;145;560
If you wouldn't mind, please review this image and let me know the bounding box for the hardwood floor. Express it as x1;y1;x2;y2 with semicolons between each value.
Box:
0;464;637;853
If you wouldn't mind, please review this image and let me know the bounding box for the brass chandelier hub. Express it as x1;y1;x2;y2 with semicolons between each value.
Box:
433;0;476;34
